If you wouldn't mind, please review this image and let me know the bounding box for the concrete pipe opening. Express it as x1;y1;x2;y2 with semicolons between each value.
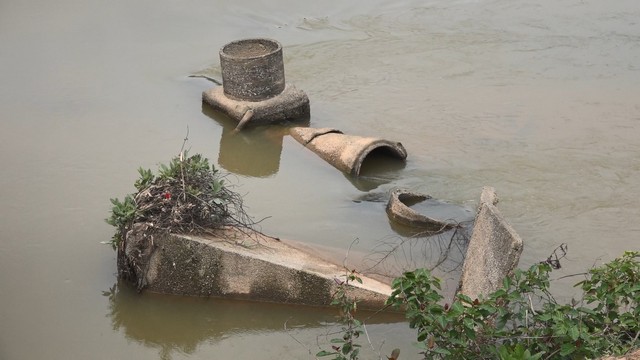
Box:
220;38;285;101
357;146;407;176
352;142;407;176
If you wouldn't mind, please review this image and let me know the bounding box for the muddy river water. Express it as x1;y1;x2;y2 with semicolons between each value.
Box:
1;0;639;358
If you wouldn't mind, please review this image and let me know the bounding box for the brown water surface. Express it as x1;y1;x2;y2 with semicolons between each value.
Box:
1;0;639;358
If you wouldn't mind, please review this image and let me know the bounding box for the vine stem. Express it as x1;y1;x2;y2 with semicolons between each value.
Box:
179;127;189;201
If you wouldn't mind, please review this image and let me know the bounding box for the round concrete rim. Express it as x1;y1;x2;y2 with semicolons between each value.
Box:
351;140;407;176
220;38;282;61
386;189;457;231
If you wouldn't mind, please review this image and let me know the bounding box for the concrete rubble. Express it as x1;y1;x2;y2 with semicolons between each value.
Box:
458;186;524;300
386;189;459;233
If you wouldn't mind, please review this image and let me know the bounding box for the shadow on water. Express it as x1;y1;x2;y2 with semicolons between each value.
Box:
104;281;404;360
201;103;309;178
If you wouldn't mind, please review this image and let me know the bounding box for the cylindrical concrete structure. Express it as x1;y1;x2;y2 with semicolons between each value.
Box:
220;38;285;101
289;127;408;176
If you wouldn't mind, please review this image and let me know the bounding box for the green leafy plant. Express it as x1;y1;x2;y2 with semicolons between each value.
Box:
104;195;136;249
317;269;364;360
385;251;640;359
105;150;256;291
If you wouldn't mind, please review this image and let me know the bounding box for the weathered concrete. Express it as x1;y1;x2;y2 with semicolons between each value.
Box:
386;189;459;233
203;84;310;130
219;38;285;101
128;228;392;308
289;127;407;176
459;187;524;300
202;38;310;130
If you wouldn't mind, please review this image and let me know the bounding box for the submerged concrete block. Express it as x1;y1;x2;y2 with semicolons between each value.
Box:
459;187;523;300
289;127;407;176
137;229;391;308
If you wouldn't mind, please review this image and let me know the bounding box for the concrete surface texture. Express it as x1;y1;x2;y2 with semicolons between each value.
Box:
202;84;309;129
386;189;458;233
137;229;392;308
289;127;407;176
219;38;285;101
459;187;524;300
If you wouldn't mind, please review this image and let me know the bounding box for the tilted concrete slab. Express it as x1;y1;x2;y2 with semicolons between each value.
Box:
136;229;392;308
459;187;523;300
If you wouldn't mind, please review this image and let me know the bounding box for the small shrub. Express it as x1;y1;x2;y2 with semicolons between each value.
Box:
386;251;640;359
105;151;255;290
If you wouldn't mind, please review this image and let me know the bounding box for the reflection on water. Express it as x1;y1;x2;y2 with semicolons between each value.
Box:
202;104;301;177
348;189;473;292
363;222;473;294
105;281;405;360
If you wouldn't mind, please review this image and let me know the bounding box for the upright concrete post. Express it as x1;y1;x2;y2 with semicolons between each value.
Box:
219;38;285;101
202;38;310;130
459;187;523;300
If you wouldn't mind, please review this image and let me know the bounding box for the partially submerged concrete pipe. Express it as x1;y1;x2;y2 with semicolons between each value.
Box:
386;189;458;233
289;127;408;176
202;38;310;130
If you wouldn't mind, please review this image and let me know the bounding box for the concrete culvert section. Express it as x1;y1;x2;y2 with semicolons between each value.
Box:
202;38;310;130
219;38;285;101
289;127;407;176
385;189;465;233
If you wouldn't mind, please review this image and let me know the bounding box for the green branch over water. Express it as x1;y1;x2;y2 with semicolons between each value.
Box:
325;251;639;360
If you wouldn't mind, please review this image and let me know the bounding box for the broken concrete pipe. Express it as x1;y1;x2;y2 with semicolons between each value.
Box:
289;127;408;176
386;189;460;233
202;38;310;131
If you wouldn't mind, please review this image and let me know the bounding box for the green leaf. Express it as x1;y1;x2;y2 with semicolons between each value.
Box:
316;350;337;357
559;343;576;356
568;326;579;341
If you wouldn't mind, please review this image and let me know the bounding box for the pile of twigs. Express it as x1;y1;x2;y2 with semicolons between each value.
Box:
107;147;260;291
132;153;254;236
